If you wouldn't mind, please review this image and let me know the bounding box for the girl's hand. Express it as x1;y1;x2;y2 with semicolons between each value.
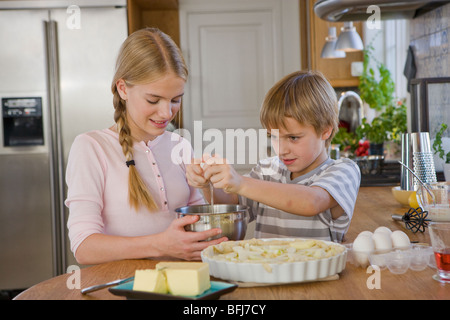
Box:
157;215;227;260
186;158;209;189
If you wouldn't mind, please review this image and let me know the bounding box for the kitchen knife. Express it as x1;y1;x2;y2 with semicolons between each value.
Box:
81;276;134;294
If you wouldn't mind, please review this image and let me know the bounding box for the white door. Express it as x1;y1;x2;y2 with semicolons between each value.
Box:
179;0;300;173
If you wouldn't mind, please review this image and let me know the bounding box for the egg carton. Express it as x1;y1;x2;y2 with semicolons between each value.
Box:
345;243;435;274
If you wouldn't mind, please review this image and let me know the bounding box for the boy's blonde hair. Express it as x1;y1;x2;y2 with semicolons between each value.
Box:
260;70;338;147
111;28;187;212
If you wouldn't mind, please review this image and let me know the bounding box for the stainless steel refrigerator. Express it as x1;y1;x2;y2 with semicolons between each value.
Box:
0;0;128;291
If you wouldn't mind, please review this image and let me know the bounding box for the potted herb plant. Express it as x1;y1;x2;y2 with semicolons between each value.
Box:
331;127;359;156
355;117;385;155
432;123;450;181
359;44;395;112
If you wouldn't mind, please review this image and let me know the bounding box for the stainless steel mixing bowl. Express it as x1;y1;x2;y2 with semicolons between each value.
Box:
175;204;249;241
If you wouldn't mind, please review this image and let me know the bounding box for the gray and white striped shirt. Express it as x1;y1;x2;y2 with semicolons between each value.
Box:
239;157;361;242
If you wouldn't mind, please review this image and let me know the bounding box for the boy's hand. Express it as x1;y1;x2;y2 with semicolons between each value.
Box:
203;154;242;194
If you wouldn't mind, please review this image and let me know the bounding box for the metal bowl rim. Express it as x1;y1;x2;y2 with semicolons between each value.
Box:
175;204;249;215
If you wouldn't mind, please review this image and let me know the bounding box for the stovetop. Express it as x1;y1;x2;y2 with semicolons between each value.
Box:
359;160;445;187
360;160;400;187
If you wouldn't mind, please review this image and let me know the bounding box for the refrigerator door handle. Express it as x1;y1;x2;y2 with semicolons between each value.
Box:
44;19;66;276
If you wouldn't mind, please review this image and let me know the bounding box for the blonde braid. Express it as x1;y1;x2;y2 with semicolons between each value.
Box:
112;87;158;212
111;28;187;212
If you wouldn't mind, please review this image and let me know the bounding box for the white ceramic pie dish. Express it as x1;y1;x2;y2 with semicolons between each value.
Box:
201;238;347;283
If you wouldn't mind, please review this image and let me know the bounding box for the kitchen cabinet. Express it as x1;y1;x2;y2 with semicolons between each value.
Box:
127;0;179;43
305;0;364;88
127;0;183;127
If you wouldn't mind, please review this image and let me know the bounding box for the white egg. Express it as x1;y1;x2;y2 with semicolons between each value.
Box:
374;226;392;236
357;230;374;238
353;235;375;252
391;230;410;249
352;235;375;266
372;232;393;252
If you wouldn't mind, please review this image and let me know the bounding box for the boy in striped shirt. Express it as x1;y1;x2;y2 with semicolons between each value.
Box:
186;70;361;242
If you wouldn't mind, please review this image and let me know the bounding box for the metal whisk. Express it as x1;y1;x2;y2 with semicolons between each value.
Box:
393;161;433;233
392;207;431;233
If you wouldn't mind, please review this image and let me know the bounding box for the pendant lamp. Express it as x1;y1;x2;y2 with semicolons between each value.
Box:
335;21;363;52
320;26;346;59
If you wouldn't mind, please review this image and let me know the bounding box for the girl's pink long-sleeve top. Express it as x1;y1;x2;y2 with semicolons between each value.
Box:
65;128;204;255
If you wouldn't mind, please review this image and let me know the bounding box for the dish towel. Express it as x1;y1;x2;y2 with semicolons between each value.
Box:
403;45;417;93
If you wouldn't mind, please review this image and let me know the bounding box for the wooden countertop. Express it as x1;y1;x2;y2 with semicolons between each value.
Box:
14;186;450;300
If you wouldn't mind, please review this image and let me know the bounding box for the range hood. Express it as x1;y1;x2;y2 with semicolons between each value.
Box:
314;0;450;22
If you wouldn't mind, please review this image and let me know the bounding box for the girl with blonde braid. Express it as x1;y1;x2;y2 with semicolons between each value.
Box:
65;28;226;265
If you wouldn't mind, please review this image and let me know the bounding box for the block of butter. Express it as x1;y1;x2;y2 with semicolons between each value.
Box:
156;262;210;296
133;269;168;294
